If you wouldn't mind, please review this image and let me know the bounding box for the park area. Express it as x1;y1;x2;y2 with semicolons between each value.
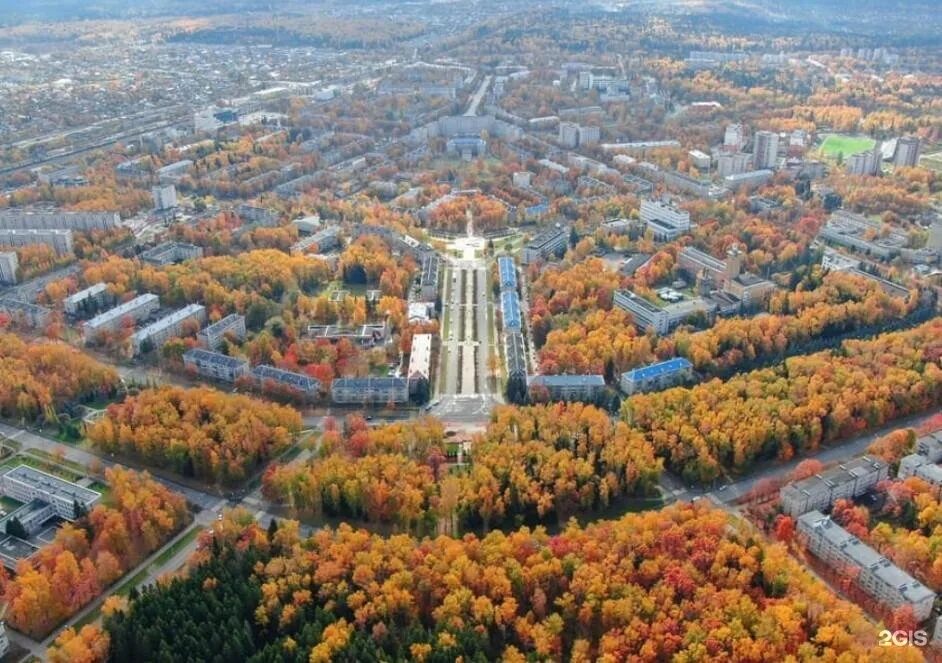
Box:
819;134;876;159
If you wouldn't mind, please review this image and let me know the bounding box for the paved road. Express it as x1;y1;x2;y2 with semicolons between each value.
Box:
463;75;492;117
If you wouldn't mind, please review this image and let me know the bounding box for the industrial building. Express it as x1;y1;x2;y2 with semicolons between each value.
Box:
251;365;320;396
331;377;409;405
131;303;206;355
527;375;606;402
0;228;73;256
779;455;889;517
521;225;568;265
797;510;936;621
620;358;693;395
197;314;247;350
182;348;250;383
83;293;160;343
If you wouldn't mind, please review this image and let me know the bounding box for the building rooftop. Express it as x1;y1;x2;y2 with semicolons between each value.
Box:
251;365;319;390
622;357;693;382
504;332;528;376
200;313;244;337
183;348;248;370
63;282;108;306
3;464;101;504
498;256;516;288
132;303;205;342
85;293;159;328
528;374;606;387
527;225;567;250
500;290;522;329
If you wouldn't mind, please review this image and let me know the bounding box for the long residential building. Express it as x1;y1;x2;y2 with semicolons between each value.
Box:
0;210;119;231
798;510;936;621
182;348;250;382
331;377;409;405
83;293;160;343
504;331;528;379
252;364;321;396
307;322;388;347
131;303;206;355
63;282;111;317
500;289;522;331
620;357;693;395
0;228;73;255
818;210;907;259
140;242;203;266
527;374;606;402
521;225;568;265
197;313;246;350
498;256;517;291
291;227;340;255
0;465;101;520
898;455;942;496
614;290;715;335
780;455;889;517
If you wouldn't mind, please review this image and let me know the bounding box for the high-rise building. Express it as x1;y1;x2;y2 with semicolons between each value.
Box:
558;122;580;148
0;251;18;285
845;141;882;176
893;136;921;168
752;130;779;169
152;184;178;212
723;123;744;152
716;152;751;177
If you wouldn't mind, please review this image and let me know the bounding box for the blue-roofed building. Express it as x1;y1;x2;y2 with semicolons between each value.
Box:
500;290;522;331
527;374;606;402
497;256;517;291
620;358;694;395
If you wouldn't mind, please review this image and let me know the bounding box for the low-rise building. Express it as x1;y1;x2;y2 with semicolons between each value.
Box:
331;377;409;405
916;431;942;463
780;455;888;517
0;298;51;329
504;331;528;379
723;169;774;190
0;251;18;285
251;365;320;396
307;322;388;347
527;374;606;402
497;256;517;291
620;358;693;395
237;205;279;227
640;199;690;241
797;510;936;621
131;303;206;355
614;290;715;335
198;314;247;350
521;226;568;265
898;455;942;496
83;293;160;343
408;333;433;395
500;290;522;331
0;465;100;520
140;242;203;266
182;348;250;383
818;210;907;260
417;254;441;302
63;282;111;317
291;227;340;255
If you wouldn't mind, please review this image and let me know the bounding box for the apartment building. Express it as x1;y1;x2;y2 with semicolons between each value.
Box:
521;226;568;265
251;365;320;396
504;331;528;380
898;455;942;496
417;254;441;302
331;377;409;405
63;282;111;317
0;210;119;231
307;322;388;347
780;455;889;517
140;241;203;266
197;313;247;350
0;228;73;256
723;169;774;190
640;199;690;241
182;348;250;383
0;251;17;285
497;256;517;291
797;510;936;621
152;185;178;211
620;357;693;395
291;227;340;255
893;136;921;168
716;152;751;177
527;375;606;402
818;210;907;260
753;130;779;169
237;204;279;227
131;303;206;355
614;290;715;335
1;465;100;520
83;293;160;343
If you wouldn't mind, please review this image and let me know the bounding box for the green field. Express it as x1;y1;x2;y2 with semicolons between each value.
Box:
820;134;876;158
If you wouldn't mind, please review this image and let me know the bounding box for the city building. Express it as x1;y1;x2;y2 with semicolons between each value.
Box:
63;282;111;317
780;455;889;517
512;171;532;188
446;135;487;160
0;210;119;231
620;358;694;395
331;377;409;405
156;160;193;183
640;199;691;241
753;130;779;169
614;290;716;335
251;365;320;397
83;293;160;343
898;455;942;496
151;184;178;212
407;333;433;393
797;510;936;621
0;251;17;285
0;298;51;329
527;375;606;402
237;204;279;227
521;225;568;265
678;245;775;307
500;290;522;331
307;322;388;347
818;210;907;259
689;149;712;171
915;431;942;463
724;123;745;152
558;122;580;148
291;227;340;255
292;215;322;235
0;228;73;256
723;169;774;190
716;152;751;177
0;465;101;521
140;242;203;266
198;313;247;350
504;331;528;379
893;136;921;168
182;348;250;383
417;254;441;302
131;303;206;355
498;256;517;291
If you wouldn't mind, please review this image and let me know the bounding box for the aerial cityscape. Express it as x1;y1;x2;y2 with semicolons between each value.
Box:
0;0;940;660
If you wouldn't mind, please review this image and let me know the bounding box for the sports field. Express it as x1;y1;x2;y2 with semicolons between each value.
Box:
819;134;875;158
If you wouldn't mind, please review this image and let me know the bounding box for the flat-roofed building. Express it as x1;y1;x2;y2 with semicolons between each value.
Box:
504;331;528;379
716;152;751;177
251;364;320;396
408;333;433;384
898;454;942;497
331;377;409;405
183;348;250;382
131;303;206;355
83;293;160;343
916;431;942;463
528;374;606;402
780;455;889;517
0;251;17;285
63;282;111;317
497;256;517;291
198;313;246;350
521;226;568;265
614;290;715;335
0;228;73;255
640;199;690;241
291;227;340;255
723;169;774;190
797;510;936;621
0;210;119;231
0;298;51;329
620;358;693;395
307;322;388;347
417;254;441;302
0;465;100;520
140;242;203;266
818;210;907;260
237;204;279;227
500;290;522;331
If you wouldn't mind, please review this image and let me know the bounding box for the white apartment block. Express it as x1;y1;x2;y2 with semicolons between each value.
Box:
131;303;206;355
63;282;110;316
0;228;73;255
0;251;18;285
521;226;568;265
723;123;744;151
152;184;178;211
798;510;936;621
640;199;691;241
716;152;752;177
182;348;250;383
198;313;247;350
780;455;889;517
83;293;160;343
898;454;942;496
0;210;119;231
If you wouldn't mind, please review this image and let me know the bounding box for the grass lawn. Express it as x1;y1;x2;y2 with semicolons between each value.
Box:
819;134;876;158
